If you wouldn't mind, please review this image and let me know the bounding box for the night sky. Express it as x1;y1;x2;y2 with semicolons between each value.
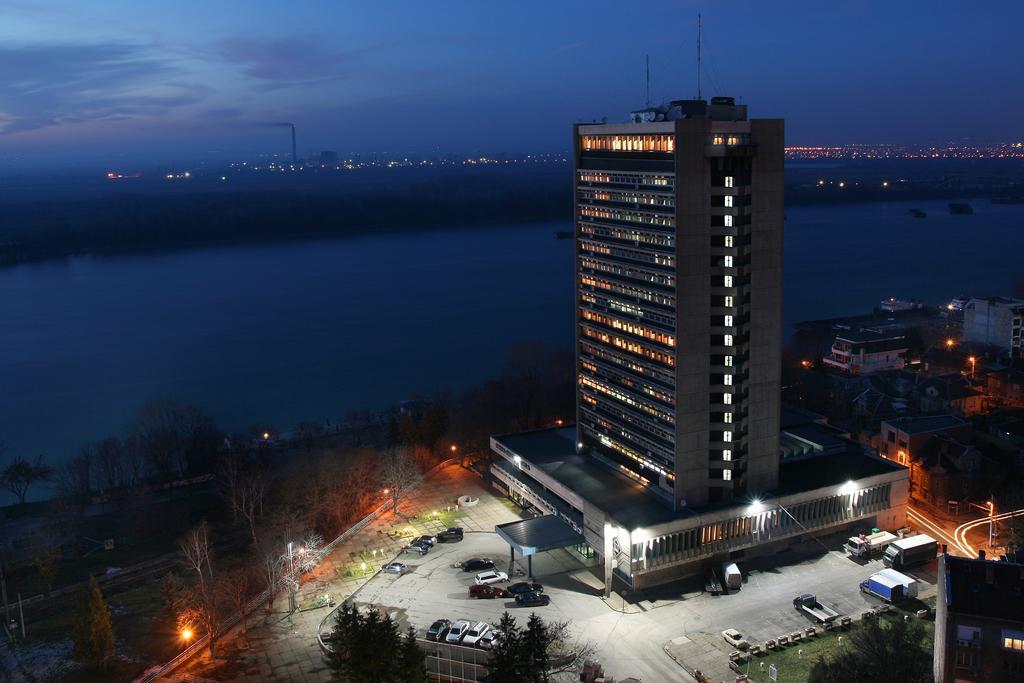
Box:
1;1;1021;167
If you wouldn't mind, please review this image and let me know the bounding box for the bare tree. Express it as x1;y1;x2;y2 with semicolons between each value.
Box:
255;530;286;612
1;454;54;505
343;408;376;447
545;620;598;678
55;450;93;502
179;521;220;655
382;447;420;516
237;470;268;545
219;565;257;641
93;437;126;492
30;535;61;595
217;452;244;521
132;397;220;480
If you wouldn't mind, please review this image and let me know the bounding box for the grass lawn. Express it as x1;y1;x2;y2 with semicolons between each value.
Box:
741;600;936;683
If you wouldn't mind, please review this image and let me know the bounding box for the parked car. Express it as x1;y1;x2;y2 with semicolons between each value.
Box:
437;527;464;543
462;622;491;647
446;620;471;644
460;558;495;572
402;542;430;555
721;628;749;650
475;570;509;585
414;535;436;547
506;581;543;596
426;618;451;642
478;630;501;650
515;590;550;607
381;562;407;575
469;583;509;599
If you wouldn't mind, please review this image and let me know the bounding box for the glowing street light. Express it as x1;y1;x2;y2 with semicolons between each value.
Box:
263;432;270;441
181;628;193;642
555;418;564;426
450;444;458;453
945;338;956;349
968;356;977;379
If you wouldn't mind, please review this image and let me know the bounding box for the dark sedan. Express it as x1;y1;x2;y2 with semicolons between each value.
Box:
506;581;543;596
426;618;451;641
460;558;495;572
515;590;550;607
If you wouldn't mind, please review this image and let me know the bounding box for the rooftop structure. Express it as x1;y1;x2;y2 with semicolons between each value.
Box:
934;553;1024;681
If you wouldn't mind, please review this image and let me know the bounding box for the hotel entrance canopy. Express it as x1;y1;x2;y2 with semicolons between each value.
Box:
496;515;583;558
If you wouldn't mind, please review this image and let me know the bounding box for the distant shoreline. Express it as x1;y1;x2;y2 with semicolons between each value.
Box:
1;165;1020;268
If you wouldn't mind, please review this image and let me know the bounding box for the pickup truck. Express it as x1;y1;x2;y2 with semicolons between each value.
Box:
793;593;840;624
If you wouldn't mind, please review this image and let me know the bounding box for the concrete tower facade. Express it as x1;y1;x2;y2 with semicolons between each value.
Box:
574;97;784;510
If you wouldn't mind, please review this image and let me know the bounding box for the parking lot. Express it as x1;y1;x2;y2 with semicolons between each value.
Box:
348;501;938;682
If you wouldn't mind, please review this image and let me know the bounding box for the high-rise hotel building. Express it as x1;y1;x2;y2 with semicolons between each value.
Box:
574;97;784;510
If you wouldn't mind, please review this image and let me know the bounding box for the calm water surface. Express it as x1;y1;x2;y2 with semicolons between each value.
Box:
1;199;1022;479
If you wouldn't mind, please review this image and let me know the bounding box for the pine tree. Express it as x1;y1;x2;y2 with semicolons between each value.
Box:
487;612;523;683
396;626;427;683
522;613;550;682
72;577;114;669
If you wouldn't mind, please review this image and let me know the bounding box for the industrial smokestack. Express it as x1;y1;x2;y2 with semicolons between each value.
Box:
291;124;297;166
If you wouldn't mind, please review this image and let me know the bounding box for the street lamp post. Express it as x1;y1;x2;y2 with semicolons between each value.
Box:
288;541;295;575
969;356;977;380
989;500;995;550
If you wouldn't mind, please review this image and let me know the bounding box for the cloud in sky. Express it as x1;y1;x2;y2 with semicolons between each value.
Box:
0;42;206;133
214;38;363;88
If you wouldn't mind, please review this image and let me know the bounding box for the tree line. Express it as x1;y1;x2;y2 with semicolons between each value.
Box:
0;170;570;266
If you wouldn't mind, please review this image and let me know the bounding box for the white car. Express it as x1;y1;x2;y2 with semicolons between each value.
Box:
721;628;750;650
446;620;471;643
462;621;491;647
381;562;407;575
474;570;509;585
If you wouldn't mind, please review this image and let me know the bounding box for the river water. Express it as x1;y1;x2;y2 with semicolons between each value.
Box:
1;198;1021;476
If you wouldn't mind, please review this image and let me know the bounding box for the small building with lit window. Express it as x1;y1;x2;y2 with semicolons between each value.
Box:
823;328;909;374
934;553;1024;682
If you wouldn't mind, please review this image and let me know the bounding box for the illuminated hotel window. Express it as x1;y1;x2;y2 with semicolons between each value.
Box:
724;235;734;247
1003;630;1024;652
724;355;733;366
723;430;732;443
724;374;733;386
724;412;733;423
722;449;732;461
724;393;732;404
724;215;734;227
712;135;724;145
724;334;733;347
724;295;734;307
723;276;733;287
580;134;675;153
725;176;734;188
723;469;732;481
724;195;734;208
727;136;739;146
724;315;733;326
724;256;733;268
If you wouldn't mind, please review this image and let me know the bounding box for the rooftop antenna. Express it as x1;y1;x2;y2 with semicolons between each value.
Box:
645;54;651;107
697;13;703;100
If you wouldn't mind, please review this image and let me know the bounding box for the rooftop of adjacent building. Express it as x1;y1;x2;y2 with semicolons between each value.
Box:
966;296;1024;308
834;328;908;344
882;414;969;435
493;418;904;529
942;553;1024;623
